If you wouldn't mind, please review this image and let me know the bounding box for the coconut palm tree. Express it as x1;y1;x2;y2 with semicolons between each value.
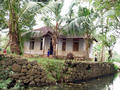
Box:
39;0;75;57
65;6;97;59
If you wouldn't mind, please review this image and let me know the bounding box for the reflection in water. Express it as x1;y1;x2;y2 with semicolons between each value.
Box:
28;73;120;90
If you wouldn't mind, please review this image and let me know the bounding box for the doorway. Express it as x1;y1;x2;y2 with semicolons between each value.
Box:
50;40;53;55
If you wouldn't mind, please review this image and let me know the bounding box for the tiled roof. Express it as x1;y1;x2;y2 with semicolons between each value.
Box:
23;26;84;38
32;26;53;37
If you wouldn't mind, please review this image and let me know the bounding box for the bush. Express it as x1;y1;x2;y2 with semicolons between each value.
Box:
66;53;74;60
46;60;64;81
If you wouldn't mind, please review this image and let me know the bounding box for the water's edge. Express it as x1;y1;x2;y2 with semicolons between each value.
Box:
28;72;120;90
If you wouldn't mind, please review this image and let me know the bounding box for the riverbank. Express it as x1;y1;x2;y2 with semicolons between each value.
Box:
0;54;118;89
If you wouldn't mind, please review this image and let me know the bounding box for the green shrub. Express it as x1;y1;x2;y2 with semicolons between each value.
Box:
113;64;119;71
28;57;65;81
46;60;64;80
0;79;11;89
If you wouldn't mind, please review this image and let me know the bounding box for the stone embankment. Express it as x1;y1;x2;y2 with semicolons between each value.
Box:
61;61;117;83
0;54;117;87
0;55;55;87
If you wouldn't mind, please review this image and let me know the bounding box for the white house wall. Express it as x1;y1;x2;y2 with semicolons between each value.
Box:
24;37;87;57
57;38;86;57
24;38;44;55
44;36;51;55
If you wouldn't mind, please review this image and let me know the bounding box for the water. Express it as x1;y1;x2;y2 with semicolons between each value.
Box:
28;73;120;90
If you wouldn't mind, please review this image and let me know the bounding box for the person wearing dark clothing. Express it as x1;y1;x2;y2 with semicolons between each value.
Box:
47;49;50;57
95;54;97;62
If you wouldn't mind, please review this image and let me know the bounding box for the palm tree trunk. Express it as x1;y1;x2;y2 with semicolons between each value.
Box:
51;22;59;58
108;49;112;60
9;30;21;54
9;1;21;55
9;22;21;54
85;34;89;59
52;34;57;58
100;45;104;62
85;39;89;59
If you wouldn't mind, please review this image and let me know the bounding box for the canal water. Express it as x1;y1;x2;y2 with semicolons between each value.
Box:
28;73;120;90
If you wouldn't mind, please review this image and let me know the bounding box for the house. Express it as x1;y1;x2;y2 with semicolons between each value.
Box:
24;26;92;58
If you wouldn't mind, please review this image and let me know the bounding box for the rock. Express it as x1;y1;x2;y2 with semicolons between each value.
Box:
29;76;34;81
22;65;27;70
12;74;20;79
18;73;25;76
19;76;26;80
26;75;31;79
31;61;37;65
23;79;30;84
34;78;41;83
0;60;6;65
28;69;36;76
29;81;35;86
12;64;21;72
21;69;27;73
6;60;13;66
16;59;24;65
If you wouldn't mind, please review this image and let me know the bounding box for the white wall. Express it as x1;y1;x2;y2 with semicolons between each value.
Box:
24;37;88;57
24;38;44;55
57;38;86;57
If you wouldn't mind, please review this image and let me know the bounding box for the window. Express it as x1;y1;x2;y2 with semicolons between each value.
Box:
62;39;66;51
29;39;35;50
40;38;43;50
73;38;79;51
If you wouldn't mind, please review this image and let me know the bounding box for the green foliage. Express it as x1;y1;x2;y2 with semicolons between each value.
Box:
93;0;120;17
0;79;11;89
0;79;24;90
108;51;120;62
64;5;97;38
0;35;9;48
46;60;64;80
0;0;46;54
28;57;64;81
0;57;23;89
41;0;64;28
0;68;9;80
113;64;119;71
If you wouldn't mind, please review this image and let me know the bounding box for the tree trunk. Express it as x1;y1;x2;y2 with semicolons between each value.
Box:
9;2;21;55
100;45;104;62
85;38;89;59
85;34;89;59
108;49;112;60
51;22;59;58
52;33;57;58
9;30;21;54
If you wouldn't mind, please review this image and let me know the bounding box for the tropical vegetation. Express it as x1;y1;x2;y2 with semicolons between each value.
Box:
0;0;119;61
0;0;120;89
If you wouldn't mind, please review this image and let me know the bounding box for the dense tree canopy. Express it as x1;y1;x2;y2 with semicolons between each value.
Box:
0;0;45;54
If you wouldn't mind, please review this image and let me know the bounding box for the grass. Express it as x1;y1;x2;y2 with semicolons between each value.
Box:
28;57;64;67
28;57;65;81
